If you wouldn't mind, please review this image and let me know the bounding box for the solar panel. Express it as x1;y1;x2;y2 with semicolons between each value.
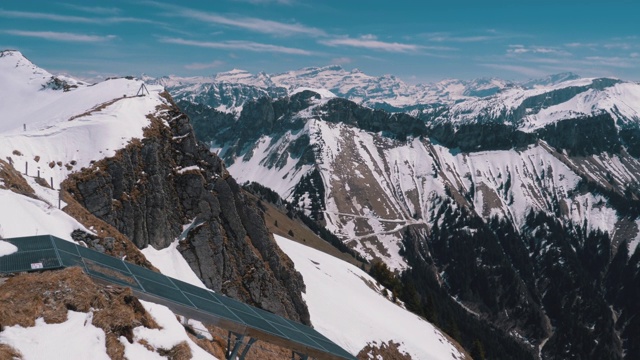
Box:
57;250;85;268
127;261;176;288
51;236;81;255
0;249;60;272
77;245;129;272
171;277;218;301
0;236;62;272
4;235;55;251
184;293;243;323
0;235;356;360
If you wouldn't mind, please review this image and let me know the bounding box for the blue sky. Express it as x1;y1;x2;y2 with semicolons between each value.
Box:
1;0;638;83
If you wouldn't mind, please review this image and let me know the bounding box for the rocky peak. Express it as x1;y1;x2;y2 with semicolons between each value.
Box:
64;93;310;324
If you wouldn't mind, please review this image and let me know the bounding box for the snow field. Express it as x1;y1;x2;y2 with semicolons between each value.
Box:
275;235;465;360
120;300;217;360
0;311;111;360
0;189;89;241
0;239;18;256
141;239;207;289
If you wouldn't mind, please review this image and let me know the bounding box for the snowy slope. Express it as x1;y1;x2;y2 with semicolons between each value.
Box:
141;239;207;289
224;105;625;269
0;311;112;360
430;77;640;131
275;235;465;360
0;305;218;360
0;50;169;241
0;51;217;358
0;51;165;190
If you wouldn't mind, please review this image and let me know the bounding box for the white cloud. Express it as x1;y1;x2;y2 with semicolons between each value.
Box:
149;2;324;37
480;63;548;77
232;0;295;4
0;9;158;25
421;31;514;43
184;60;225;70
584;56;635;68
320;36;421;53
59;4;121;15
0;9;93;23
331;57;352;65
160;37;313;55
631;53;639;58
603;43;632;50
4;30;116;42
564;42;598;48
507;44;570;56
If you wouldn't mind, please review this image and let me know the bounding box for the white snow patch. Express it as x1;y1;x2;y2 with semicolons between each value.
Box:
0;240;18;257
275;235;464;360
176;165;201;174
0;189;89;241
141;240;207;289
0;311;110;360
121;300;217;360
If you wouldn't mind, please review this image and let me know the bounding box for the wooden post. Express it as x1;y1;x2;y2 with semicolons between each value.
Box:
25;162;28;176
23;124;26;131
58;190;61;209
50;177;53;189
37;169;40;178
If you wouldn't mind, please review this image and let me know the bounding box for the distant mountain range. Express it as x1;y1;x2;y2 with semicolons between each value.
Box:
146;66;587;115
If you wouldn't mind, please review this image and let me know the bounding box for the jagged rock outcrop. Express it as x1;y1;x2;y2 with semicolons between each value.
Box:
64;93;310;324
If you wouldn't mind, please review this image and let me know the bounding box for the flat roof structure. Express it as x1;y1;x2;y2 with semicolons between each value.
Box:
0;235;356;360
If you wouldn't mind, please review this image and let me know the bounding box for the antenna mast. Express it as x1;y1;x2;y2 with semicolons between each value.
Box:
136;83;150;96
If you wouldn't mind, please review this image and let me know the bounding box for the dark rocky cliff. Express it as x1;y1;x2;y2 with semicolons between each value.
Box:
63;93;310;324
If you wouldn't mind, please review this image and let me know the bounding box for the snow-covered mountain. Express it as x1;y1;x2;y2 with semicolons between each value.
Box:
423;77;640;132
179;76;640;359
146;65;523;114
0;50;465;360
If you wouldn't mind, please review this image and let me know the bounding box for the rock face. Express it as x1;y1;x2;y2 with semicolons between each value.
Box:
64;94;310;324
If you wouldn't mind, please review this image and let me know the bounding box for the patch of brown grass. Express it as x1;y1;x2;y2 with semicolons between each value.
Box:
34;176;52;189
158;91;177;106
357;340;412;360
0;159;36;198
187;331;226;359
0;268;161;360
158;341;192;360
202;324;292;360
0;343;22;359
246;190;365;269
0;267;98;327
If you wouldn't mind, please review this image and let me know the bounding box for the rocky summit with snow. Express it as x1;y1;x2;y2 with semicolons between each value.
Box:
0;50;467;360
174;64;640;359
